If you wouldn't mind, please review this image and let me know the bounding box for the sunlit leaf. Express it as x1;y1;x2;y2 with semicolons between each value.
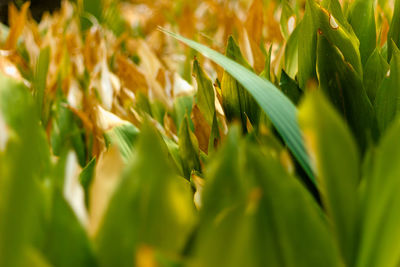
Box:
357;118;400;267
348;0;376;65
95;123;196;267
299;91;359;266
159;29;317;182
193;59;215;126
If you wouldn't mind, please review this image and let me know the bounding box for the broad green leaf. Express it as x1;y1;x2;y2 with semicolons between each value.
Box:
221;36;260;130
0;73;50;267
179;116;201;178
95;124;196;267
316;34;376;151
308;0;362;75
375;42;400;133
387;0;400;61
363;48;390;103
193;129;340;267
191;128;264;266
246;145;340;267
41;190;96;267
193;59;215;126
348;0;376;65
279;70;302;105
159;28;316;183
356;119;400;267
198;127;247;223
299;92;359;266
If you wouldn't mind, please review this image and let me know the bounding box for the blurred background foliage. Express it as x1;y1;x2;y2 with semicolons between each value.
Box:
1;0;400;266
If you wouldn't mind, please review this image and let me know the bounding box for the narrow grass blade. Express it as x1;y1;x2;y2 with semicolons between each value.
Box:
159;28;315;183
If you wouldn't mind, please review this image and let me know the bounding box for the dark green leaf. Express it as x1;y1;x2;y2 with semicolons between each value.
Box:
279;70;302;105
363;48;390;103
375;42;400;133
316;34;376;151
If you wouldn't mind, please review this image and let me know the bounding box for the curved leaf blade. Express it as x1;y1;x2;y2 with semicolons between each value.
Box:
159;28;315;183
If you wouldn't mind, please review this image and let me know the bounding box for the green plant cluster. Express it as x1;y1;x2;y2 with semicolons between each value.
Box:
2;0;400;266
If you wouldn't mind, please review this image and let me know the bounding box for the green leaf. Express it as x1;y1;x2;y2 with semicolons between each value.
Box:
0;73;50;267
179;116;201;178
159;28;316;183
50;97;86;167
95;123;196;267
21;248;52;267
309;0;363;75
81;0;103;31
193;59;215;126
79;157;96;208
33;46;50;120
41;190;96;267
316;34;376;151
221;36;260;129
104;123;140;161
356;119;400;267
279;70;302;105
348;0;376;66
387;0;400;61
375;42;400;133
193;128;340;266
173;95;193;131
363;48;390;103
246;145;340;267
198;127;246;223
298;1;318;89
208;112;220;155
284;23;299;79
299;91;359;266
321;0;347;27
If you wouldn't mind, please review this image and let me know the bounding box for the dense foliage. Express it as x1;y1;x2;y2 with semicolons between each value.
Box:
1;0;400;266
